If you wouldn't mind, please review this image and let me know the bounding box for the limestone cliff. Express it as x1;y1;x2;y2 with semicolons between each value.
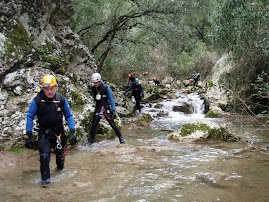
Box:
0;0;132;148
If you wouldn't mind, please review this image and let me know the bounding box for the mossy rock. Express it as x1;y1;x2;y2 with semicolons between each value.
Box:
71;91;83;106
205;109;219;118
207;80;213;88
169;121;237;142
4;19;32;59
139;114;153;123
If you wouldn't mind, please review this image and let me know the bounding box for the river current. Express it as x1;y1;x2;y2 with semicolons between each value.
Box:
1;93;269;201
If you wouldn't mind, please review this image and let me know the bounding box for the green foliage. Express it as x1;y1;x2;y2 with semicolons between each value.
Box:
205;110;219;118
213;0;268;67
72;0;215;79
249;71;269;116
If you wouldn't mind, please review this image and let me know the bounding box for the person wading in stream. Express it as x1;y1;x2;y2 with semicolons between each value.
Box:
88;73;126;145
25;74;77;188
123;78;144;112
193;73;200;87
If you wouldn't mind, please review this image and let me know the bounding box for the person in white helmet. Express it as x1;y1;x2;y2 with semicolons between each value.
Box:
88;73;126;145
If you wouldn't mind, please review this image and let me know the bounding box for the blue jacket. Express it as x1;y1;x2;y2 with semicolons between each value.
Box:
124;82;144;95
26;89;75;132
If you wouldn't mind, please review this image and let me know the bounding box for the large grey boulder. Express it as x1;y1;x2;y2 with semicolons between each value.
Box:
169;121;238;142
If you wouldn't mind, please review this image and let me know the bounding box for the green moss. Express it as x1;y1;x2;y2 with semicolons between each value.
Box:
205;110;219;118
81;111;94;133
180;123;211;137
0;146;4;151
71;105;84;112
208;128;224;139
55;66;66;75
114;119;121;130
42;54;61;65
183;102;191;114
18;101;28;110
4;19;32;59
207;80;213;88
139;114;153;123
7;147;28;153
71;91;83;106
75;128;83;138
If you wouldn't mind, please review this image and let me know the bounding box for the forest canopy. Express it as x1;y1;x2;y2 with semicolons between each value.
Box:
71;0;268;84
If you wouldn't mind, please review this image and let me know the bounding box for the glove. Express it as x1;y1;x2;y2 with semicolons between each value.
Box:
25;131;33;149
69;129;77;146
142;94;144;98
122;93;125;96
112;110;116;120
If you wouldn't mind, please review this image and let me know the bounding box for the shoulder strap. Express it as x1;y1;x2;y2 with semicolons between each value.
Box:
55;92;65;112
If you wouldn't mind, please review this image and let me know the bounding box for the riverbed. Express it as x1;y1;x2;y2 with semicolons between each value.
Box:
1;92;269;201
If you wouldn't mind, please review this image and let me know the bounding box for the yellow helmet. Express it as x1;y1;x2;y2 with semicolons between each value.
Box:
41;75;57;87
128;74;131;78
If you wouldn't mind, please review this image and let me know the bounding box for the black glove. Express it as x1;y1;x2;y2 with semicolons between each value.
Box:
25;131;33;149
112;110;116;120
69;129;77;146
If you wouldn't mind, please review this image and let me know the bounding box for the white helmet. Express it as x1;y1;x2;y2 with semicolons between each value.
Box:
92;73;101;82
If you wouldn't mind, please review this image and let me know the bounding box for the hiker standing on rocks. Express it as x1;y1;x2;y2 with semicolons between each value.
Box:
193;73;200;87
153;78;162;85
123;78;144;112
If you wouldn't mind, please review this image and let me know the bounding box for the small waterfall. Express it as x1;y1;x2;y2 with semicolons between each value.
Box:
190;94;205;114
142;92;206;128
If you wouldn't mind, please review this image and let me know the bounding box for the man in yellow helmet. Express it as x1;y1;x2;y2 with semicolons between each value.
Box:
26;74;76;187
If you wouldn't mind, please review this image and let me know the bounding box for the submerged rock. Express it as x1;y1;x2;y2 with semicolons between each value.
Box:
169;121;238;142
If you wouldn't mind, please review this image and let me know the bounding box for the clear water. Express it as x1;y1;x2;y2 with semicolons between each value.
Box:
1;93;269;201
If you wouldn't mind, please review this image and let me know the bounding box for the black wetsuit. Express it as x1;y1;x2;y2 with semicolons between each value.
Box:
89;83;125;144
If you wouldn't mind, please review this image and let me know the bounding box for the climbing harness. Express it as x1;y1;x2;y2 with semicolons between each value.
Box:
56;134;62;149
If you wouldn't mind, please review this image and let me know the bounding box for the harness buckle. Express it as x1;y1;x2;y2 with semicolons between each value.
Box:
56;134;62;150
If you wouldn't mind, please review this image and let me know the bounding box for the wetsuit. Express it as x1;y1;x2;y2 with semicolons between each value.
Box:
89;82;125;144
154;79;161;85
128;75;136;85
193;74;200;87
124;82;144;111
26;89;75;183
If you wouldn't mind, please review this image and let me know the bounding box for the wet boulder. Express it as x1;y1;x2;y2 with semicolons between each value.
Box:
162;77;174;84
155;111;169;118
172;102;191;114
169;121;238;142
154;103;163;108
182;79;192;87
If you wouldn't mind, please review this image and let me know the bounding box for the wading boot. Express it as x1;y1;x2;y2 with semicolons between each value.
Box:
40;154;50;188
87;138;94;146
119;136;126;144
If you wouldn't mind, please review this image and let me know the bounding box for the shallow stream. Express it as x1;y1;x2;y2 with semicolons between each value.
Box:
1;92;269;201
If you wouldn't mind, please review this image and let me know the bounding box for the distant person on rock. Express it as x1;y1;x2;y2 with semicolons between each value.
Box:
193;73;200;87
26;74;77;188
128;73;136;86
143;71;149;84
153;78;161;85
88;73;126;145
123;78;144;112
